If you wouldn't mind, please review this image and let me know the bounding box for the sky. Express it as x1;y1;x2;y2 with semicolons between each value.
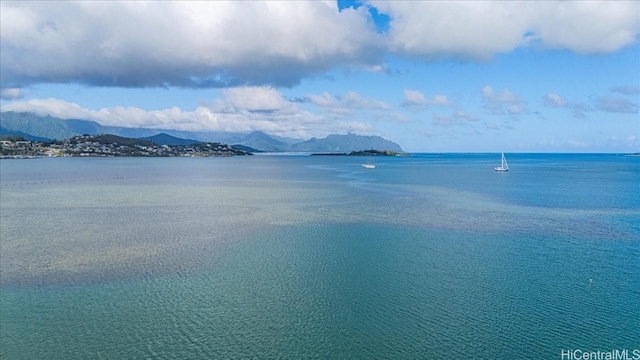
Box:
1;1;639;152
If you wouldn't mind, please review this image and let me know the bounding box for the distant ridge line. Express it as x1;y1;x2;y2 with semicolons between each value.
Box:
0;111;404;153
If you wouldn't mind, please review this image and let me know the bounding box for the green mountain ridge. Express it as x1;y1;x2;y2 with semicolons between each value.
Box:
0;112;76;140
0;111;403;153
0;127;52;142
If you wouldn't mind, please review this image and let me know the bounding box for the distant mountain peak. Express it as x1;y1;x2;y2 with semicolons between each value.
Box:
290;133;402;153
141;133;202;146
0;111;404;153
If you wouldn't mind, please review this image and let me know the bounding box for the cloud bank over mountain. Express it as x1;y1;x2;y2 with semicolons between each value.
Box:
1;87;375;139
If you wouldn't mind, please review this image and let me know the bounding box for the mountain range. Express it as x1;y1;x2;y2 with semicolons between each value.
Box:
0;111;403;153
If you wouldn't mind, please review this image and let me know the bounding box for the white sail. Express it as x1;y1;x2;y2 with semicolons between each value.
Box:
495;153;509;172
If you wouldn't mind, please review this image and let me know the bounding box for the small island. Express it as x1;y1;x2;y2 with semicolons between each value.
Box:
311;149;407;156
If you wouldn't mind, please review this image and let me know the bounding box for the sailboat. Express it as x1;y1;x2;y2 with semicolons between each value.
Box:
494;153;509;172
362;156;376;169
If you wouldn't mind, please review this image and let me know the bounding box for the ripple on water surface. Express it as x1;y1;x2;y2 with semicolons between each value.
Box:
1;156;638;358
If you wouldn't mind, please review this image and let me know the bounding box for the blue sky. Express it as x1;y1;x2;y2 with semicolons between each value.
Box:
1;1;638;152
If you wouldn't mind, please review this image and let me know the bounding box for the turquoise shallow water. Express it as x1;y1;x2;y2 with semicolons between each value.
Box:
1;154;639;359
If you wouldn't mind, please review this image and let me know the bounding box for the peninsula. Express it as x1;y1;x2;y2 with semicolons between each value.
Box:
0;134;251;158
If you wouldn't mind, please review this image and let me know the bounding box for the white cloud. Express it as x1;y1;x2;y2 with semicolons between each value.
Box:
343;91;391;110
481;86;495;99
403;89;427;106
3;98;234;131
432;95;449;106
308;92;338;108
302;90;412;128
0;1;382;88
506;104;524;115
307;91;391;111
495;89;520;104
0;87;24;100
402;89;449;107
453;110;478;122
543;93;566;107
373;1;532;59
2;1;638;90
1;90;388;139
543;92;639;117
3;98;80;119
370;1;640;59
531;1;640;54
595;96;639;114
482;85;526;115
433;109;479;127
219;87;294;113
542;92;591;118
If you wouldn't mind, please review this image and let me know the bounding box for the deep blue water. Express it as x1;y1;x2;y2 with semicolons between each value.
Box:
1;154;638;359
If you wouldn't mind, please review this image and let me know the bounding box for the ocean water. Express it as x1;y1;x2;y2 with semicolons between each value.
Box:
1;154;638;359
